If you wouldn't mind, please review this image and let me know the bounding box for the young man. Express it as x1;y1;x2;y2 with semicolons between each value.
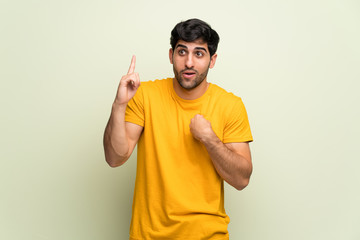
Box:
103;18;253;240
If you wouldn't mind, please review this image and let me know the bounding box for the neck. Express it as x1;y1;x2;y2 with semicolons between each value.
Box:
172;78;209;100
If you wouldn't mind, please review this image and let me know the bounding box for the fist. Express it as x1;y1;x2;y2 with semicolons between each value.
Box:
189;114;215;143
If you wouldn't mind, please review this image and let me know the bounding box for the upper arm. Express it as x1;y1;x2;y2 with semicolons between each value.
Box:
225;142;252;164
125;121;143;156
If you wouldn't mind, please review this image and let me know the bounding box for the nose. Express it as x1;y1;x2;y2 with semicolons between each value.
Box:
185;54;194;69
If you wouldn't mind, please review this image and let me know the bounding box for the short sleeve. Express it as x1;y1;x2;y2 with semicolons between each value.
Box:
125;86;145;127
223;98;253;143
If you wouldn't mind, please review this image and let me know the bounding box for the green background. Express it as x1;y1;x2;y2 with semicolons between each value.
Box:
1;0;359;239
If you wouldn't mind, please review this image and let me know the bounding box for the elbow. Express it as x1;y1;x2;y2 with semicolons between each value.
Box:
107;160;123;168
103;134;131;168
234;163;253;190
106;158;127;168
104;152;128;168
234;178;250;191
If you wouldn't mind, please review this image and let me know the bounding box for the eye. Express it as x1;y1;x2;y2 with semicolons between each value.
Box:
178;49;186;55
196;51;204;57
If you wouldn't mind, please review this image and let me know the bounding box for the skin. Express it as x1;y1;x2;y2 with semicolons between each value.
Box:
103;56;143;167
169;39;217;100
103;41;252;190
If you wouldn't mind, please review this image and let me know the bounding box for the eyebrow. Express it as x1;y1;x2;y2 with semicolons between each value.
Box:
175;44;208;53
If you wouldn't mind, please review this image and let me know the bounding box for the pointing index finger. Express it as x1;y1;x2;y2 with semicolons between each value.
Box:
127;55;136;74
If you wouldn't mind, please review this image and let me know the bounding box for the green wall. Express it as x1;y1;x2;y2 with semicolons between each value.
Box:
1;0;359;239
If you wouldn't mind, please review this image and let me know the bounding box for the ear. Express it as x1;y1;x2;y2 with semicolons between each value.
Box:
209;53;217;69
169;48;173;64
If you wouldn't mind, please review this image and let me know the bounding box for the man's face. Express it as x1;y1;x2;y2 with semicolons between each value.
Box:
169;39;217;90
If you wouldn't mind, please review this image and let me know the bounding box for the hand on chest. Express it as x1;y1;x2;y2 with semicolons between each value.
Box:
149;100;225;143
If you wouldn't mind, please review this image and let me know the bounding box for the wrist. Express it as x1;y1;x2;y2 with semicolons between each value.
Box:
112;101;127;111
111;102;128;117
200;130;220;146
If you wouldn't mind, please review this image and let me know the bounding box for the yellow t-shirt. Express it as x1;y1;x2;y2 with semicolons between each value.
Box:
125;78;253;240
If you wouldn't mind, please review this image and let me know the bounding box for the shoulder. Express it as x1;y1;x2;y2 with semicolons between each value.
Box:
209;84;249;121
210;83;243;104
134;78;173;104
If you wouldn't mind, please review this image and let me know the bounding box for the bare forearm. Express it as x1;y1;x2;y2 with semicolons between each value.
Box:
202;135;252;190
189;114;252;190
103;103;130;167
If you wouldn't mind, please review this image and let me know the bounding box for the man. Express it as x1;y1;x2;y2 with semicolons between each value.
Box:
103;18;253;240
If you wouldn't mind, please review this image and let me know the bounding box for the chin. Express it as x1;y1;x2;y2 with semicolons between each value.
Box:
179;80;199;90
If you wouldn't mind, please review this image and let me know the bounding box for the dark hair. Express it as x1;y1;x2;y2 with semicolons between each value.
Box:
170;18;220;57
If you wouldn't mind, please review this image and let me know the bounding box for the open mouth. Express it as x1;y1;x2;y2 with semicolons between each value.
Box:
182;70;197;79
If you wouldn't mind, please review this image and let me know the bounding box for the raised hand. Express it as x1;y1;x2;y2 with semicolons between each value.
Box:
115;55;141;106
